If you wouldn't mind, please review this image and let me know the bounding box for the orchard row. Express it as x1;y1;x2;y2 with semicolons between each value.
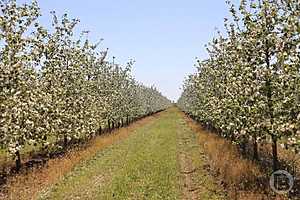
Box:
0;0;171;168
178;0;300;171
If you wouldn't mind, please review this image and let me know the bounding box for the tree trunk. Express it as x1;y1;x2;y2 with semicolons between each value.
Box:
284;143;288;150
64;136;68;147
230;132;235;142
112;121;115;129
15;150;21;172
99;126;102;135
240;135;246;155
264;29;277;170
272;135;278;171
108;120;111;130
253;134;259;160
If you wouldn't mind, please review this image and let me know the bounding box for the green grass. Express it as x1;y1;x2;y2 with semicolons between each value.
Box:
37;108;225;200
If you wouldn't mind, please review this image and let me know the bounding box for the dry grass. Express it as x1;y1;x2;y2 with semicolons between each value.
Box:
183;114;289;200
258;142;300;173
0;112;161;200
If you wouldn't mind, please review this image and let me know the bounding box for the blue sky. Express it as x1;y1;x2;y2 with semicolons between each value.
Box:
21;0;239;101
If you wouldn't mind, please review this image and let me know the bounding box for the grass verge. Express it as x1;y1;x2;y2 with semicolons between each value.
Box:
38;109;179;200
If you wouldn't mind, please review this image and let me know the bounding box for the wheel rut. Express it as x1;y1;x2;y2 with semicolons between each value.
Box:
177;121;200;200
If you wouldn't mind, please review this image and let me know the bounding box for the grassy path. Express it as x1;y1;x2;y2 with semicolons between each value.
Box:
37;107;224;200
